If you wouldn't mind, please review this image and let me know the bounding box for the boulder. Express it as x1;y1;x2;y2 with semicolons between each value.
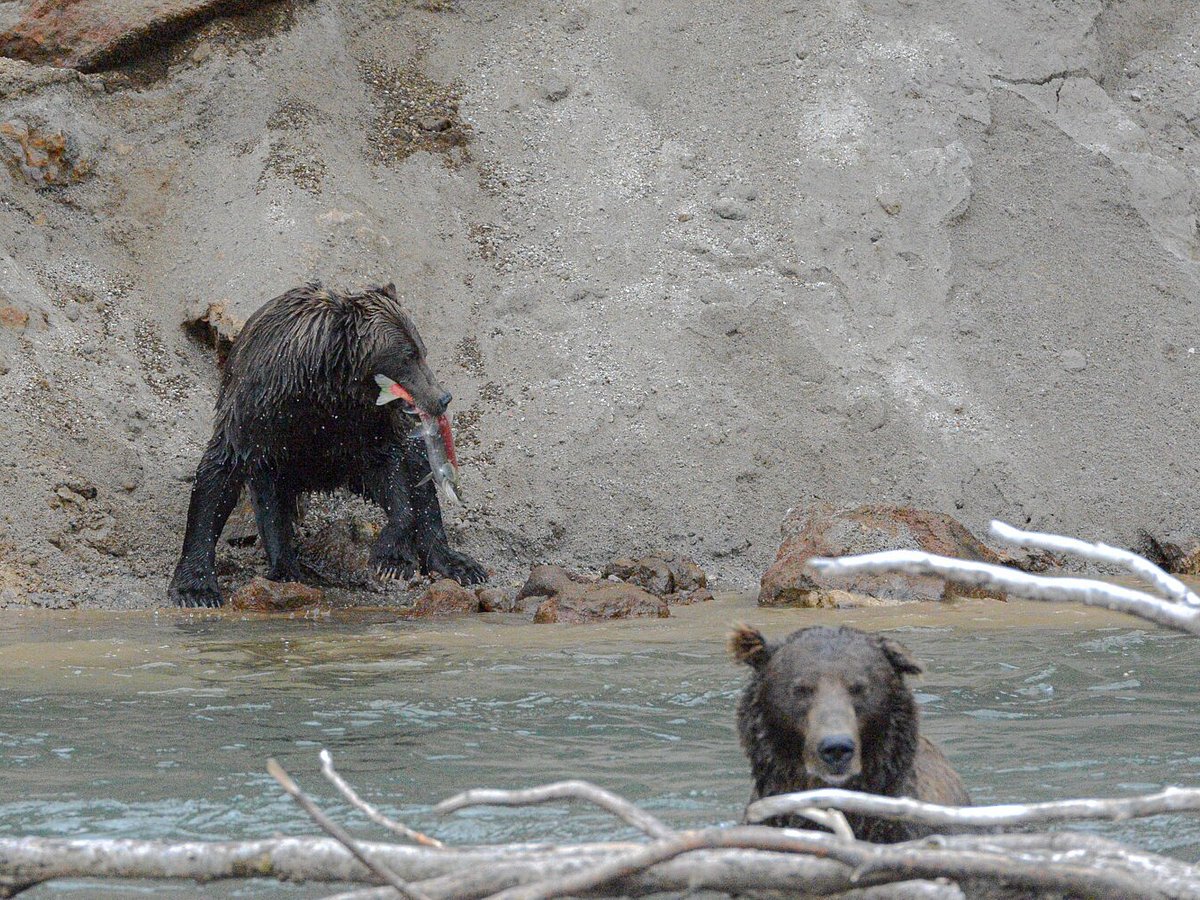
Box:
0;117;91;186
476;586;518;612
662;586;714;606
532;582;668;624
230;576;323;612
602;555;673;595
185;298;244;358
758;504;1007;607
516;564;669;623
515;564;589;601
0;0;275;70
404;578;480;618
1137;531;1200;577
298;517;377;585
601;550;708;596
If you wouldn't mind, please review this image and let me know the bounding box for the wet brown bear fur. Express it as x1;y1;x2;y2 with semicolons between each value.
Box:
168;282;487;607
731;624;969;842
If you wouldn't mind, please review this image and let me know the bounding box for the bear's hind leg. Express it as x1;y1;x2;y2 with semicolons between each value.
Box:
168;446;244;607
249;470;302;583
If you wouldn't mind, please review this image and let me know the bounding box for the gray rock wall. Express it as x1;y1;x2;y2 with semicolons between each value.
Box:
0;0;1196;606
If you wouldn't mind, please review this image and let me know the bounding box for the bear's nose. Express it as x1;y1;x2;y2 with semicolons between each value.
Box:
816;735;856;773
432;391;452;415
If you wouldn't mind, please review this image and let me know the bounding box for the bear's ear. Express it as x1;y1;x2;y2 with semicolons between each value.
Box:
879;637;923;676
728;624;771;669
383;282;398;299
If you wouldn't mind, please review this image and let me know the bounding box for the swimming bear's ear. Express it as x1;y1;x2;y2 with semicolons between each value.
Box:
729;624;772;669
383;282;398;300
879;636;924;676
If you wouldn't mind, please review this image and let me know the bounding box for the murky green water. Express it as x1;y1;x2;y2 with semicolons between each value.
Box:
2;596;1199;896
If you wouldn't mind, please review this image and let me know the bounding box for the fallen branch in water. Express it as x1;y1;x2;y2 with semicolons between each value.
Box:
746;785;1200;830
435;780;676;839
807;519;1200;636
5;769;1200;899
320;749;444;848
268;758;429;900
3;828;1197;900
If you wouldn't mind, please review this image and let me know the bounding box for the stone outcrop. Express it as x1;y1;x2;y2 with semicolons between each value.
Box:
759;504;1008;608
403;578;480;618
0;116;91;186
230;576;323;611
0;0;274;70
601;551;707;597
516;564;668;624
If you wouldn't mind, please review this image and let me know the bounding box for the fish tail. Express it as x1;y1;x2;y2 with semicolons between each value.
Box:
374;373;396;406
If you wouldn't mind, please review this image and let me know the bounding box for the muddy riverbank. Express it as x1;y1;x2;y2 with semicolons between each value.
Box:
2;0;1199;609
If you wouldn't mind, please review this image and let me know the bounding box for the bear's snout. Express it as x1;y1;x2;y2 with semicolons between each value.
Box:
816;735;856;774
803;679;863;784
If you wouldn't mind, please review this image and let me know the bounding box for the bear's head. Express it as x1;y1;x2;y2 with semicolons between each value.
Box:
359;283;452;418
730;624;922;791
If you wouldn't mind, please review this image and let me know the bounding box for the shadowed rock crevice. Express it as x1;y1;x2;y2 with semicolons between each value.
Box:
0;0;298;73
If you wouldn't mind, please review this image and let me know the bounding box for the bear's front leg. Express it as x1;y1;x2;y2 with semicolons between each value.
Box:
359;445;421;582
168;446;244;607
421;541;488;585
372;520;420;582
402;435;488;585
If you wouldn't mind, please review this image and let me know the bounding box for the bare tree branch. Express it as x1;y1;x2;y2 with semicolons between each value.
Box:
989;520;1200;607
319;750;443;848
3;832;1197;898
746;785;1200;830
317;879;968;900
481;826;1171;900
792;807;856;841
268;759;430;900
807;550;1200;636
435;780;675;839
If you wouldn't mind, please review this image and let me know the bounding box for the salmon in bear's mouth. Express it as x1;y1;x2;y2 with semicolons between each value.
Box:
374;373;462;504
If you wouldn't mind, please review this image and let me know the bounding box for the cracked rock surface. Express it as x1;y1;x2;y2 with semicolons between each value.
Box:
0;0;1197;608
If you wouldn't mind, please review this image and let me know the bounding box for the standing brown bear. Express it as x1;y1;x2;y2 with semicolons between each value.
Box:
730;624;969;842
168;282;487;607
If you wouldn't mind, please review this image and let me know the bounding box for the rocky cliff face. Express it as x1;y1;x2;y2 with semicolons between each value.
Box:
0;0;1197;607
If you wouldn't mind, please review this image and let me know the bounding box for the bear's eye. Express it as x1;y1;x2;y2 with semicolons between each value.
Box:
791;683;814;699
848;681;867;697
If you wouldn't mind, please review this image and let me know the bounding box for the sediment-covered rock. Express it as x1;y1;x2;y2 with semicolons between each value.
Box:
403;578;480;618
602;550;707;596
0;116;91;185
0;0;275;70
516;564;668;623
532;582;668;624
1138;531;1200;577
662;586;714;606
230;576;323;611
758;504;1007;608
185;299;245;358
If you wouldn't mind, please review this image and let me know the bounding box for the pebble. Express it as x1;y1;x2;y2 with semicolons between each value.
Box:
1061;349;1087;371
711;198;748;221
541;75;572;103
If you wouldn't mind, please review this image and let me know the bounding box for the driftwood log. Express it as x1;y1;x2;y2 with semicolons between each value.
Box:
3;522;1199;899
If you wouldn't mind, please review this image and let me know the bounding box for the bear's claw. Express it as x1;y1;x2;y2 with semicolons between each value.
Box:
169;578;224;608
424;544;488;585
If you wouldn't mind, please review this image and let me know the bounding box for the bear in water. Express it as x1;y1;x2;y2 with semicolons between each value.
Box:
168;283;487;607
730;624;969;842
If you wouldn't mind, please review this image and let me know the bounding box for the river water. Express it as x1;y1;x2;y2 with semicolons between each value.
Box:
2;595;1199;896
